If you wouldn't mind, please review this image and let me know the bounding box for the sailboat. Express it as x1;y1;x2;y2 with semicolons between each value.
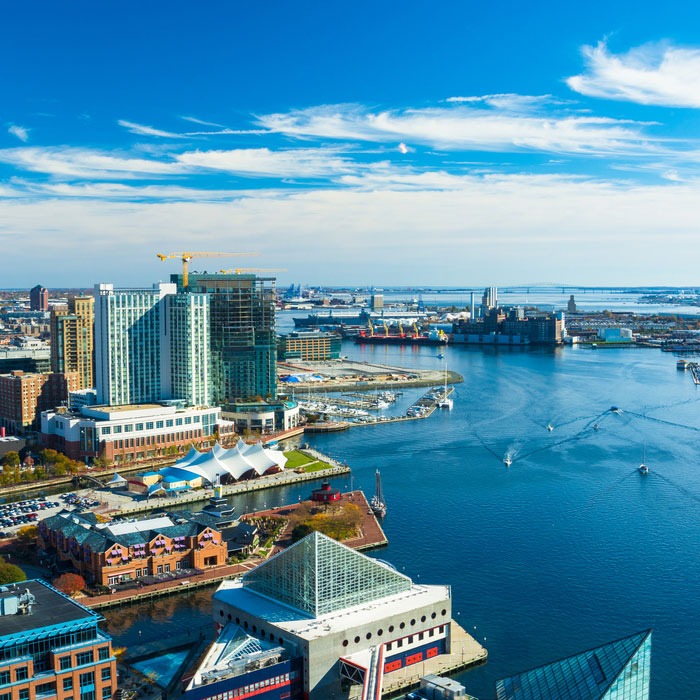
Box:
639;446;649;475
438;357;453;410
370;469;387;518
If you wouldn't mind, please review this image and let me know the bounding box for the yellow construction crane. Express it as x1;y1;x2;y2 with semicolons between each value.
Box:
156;251;259;289
217;268;287;275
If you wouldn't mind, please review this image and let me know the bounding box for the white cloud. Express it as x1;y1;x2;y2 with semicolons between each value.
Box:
8;125;29;142
182;128;268;136
446;94;558;111
0;147;183;179
117;120;184;138
13;180;262;201
175;147;374;178
256;103;662;157
567;41;700;107
4;174;700;287
180;116;226;127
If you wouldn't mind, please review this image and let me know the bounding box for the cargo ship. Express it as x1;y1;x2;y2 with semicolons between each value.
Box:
355;329;448;346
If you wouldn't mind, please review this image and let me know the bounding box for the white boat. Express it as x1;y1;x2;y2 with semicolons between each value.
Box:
438;357;453;409
370;469;387;517
503;456;512;467
547;423;554;432
639;447;649;475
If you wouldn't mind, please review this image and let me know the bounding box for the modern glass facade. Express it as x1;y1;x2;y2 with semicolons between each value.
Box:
495;629;651;700
179;273;277;404
165;293;211;406
94;284;175;406
242;531;413;617
95;283;213;408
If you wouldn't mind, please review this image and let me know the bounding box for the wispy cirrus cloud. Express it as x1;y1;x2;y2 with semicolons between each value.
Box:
8;125;29;142
175;147;376;178
567;41;700;108
180;116;226;127
117;120;184;138
256;103;662;157
0;144;382;183
0;147;183;179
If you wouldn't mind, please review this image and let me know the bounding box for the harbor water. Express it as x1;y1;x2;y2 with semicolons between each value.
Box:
106;339;700;698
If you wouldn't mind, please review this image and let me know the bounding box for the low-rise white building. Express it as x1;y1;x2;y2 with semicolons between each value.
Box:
41;402;221;463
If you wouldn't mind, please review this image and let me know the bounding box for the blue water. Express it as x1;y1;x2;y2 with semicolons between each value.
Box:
106;341;700;698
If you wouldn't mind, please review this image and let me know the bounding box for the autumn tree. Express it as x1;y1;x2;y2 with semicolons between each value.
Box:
53;573;86;596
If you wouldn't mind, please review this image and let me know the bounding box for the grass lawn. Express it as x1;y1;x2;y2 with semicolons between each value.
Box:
283;449;335;472
283;450;314;468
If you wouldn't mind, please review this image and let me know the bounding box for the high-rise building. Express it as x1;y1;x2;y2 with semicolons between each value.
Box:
51;296;95;390
495;629;651;699
164;292;211;407
0;579;117;700
94;283;211;408
482;286;498;310
29;284;49;311
94;283;175;406
177;273;277;404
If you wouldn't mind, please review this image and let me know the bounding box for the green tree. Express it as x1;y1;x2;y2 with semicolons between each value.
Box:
0;556;27;584
2;452;20;468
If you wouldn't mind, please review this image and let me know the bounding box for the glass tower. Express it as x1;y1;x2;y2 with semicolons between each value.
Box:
95;283;212;408
175;272;277;405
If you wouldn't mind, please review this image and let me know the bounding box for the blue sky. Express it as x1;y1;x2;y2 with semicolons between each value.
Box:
4;1;700;288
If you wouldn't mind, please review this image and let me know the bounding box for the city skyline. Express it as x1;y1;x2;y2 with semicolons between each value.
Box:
3;2;700;287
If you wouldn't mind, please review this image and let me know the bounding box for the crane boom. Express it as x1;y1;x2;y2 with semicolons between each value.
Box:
156;251;259;289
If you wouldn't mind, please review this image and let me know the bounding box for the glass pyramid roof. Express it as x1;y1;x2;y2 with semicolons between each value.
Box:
241;531;412;618
495;630;651;700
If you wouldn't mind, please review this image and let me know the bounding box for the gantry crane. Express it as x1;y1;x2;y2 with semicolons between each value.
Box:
156;251;259;289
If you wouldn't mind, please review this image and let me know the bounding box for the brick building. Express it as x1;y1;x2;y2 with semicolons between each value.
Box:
41;403;225;464
0;580;116;700
0;371;79;434
38;510;228;586
29;285;49;312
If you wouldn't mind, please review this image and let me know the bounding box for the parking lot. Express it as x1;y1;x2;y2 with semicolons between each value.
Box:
0;497;59;537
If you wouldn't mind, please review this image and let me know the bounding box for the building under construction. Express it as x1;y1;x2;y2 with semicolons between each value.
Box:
174;272;277;404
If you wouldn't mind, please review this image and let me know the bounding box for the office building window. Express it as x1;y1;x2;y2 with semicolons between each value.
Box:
80;671;95;687
98;647;110;661
0;672;9;686
16;667;29;681
64;678;74;691
60;656;72;670
77;651;93;666
101;688;112;700
101;668;111;682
